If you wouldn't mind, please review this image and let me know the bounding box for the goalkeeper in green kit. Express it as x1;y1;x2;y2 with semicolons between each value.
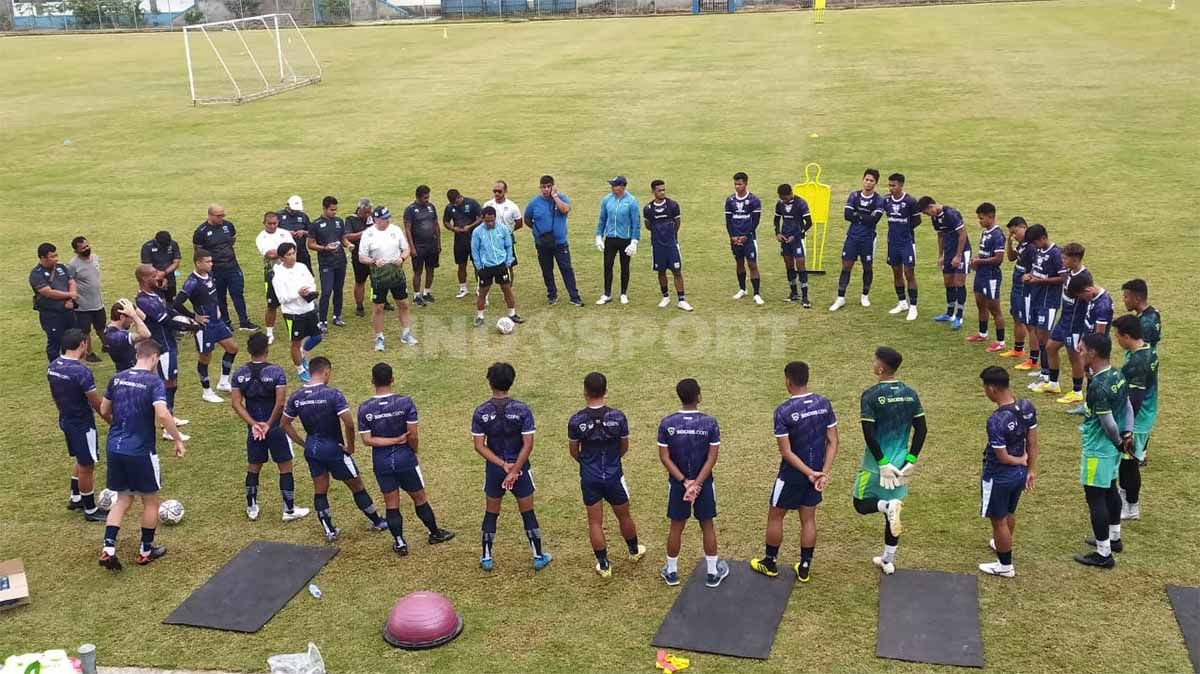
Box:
851;347;928;575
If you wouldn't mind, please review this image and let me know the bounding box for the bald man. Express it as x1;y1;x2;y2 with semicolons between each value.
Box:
194;204;259;331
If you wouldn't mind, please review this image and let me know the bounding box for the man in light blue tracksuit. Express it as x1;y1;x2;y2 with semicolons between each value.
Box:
471;206;524;328
594;176;641;305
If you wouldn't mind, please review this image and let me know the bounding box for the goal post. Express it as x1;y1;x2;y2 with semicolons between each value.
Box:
183;13;321;106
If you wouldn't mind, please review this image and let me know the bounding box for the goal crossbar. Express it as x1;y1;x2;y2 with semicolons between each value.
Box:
183;13;322;106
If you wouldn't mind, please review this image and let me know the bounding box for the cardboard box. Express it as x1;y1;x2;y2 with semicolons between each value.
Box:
0;559;29;611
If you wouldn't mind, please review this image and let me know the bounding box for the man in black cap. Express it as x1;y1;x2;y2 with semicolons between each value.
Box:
141;231;182;301
594;176;641;305
193;203;258;331
30;242;77;362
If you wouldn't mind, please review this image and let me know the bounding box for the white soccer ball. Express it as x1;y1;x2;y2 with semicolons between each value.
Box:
97;488;119;510
159;499;185;525
496;317;515;335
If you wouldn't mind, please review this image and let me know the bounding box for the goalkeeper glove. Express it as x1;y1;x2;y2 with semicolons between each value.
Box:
879;464;902;490
595;235;605;252
624;240;638;257
897;454;918;484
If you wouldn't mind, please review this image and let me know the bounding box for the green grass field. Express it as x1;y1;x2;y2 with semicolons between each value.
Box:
2;2;1199;672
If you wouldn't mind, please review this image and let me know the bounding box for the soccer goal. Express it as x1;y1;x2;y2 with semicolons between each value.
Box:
183;13;321;106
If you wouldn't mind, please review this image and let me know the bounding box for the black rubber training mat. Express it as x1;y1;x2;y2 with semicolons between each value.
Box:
163;540;337;632
876;569;984;668
1168;585;1200;674
650;560;795;660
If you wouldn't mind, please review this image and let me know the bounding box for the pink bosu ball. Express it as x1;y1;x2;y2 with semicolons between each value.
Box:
382;591;464;650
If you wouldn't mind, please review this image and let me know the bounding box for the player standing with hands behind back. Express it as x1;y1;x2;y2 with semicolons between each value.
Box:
567;372;646;578
98;339;187;570
750;361;838;582
657;378;727;588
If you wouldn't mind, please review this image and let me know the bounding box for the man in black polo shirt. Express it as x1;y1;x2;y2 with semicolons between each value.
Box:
279;195;313;272
308;195;348;330
444;188;482;299
193;203;258;331
30;242;77;362
404;185;440;306
344;197;373;318
140;231;182;301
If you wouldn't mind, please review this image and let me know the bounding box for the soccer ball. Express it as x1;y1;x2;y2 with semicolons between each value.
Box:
97;488;119;510
159;499;185;525
496;317;515;335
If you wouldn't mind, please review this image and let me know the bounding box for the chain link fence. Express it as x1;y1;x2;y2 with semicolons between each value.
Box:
3;0;1050;32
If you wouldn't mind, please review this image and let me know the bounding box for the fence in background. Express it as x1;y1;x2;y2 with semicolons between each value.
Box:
1;0;1050;32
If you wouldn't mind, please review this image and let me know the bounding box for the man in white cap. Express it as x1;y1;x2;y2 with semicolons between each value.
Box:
256;211;295;345
278;196;312;272
359;206;418;351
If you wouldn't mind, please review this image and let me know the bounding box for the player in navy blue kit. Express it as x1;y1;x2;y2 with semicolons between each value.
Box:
358;363;455;556
176;250;239;404
1002;217;1037;364
135;264;198;440
102;299;150;373
567;372;646;578
657;378;727;588
750;361;839;582
50;329;105;521
98;339;187;570
644;180;692;311
966;203;1008;352
884;174;922;321
917;196;971;329
831;169;886;311
472;362;551;571
977;366;1038;578
281;357;387;542
230;332;310;524
774;184;813;307
725;172;764;304
1020;226;1067;391
1037;243;1087;400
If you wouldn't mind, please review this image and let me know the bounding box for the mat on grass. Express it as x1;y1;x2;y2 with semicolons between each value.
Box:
650;560;795;660
164;540;337;633
876;569;983;668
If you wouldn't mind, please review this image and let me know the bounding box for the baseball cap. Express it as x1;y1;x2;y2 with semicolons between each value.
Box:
372;206;392;220
287;195;304;211
607;176;627;187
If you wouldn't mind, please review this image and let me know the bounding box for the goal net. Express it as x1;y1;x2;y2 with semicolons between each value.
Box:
183;13;321;105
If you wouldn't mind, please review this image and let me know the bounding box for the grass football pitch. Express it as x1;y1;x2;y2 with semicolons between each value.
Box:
1;2;1198;671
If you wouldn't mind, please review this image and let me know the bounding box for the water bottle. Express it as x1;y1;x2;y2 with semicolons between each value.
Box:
307;583;322;599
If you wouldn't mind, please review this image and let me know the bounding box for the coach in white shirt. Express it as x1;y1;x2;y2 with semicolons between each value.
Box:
255;211;295;344
270;241;322;381
359;206;418;351
484;180;523;281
